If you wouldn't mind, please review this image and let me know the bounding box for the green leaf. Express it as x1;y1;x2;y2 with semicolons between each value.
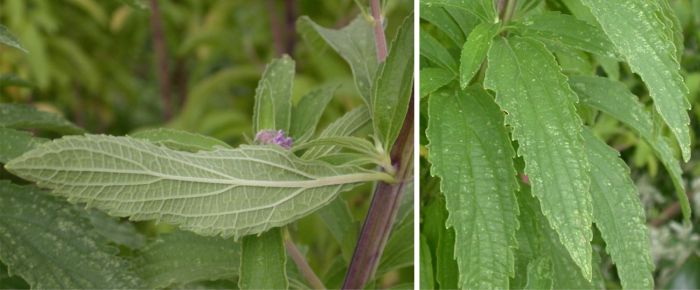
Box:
0;128;47;163
315;198;358;262
87;210;146;249
0;75;33;88
0;104;84;135
422;196;459;290
297;15;377;105
579;0;692;161
0;25;27;53
117;0;149;10
253;56;295;133
377;206;414;276
419;235;435;290
570;75;690;222
239;229;287;289
484;36;592;280
523;258;552;290
0;181;142;288
135;230;239;288
5;135;391;239
372;14;414;151
419;68;455;98
419;4;466;47
460;22;499;88
421;0;497;23
513;12;617;58
290;85;337;143
656;0;684;62
301;106;371;160
427;87;519;289
131;128;232;152
581;129;654;289
294;136;382;165
420;33;458;74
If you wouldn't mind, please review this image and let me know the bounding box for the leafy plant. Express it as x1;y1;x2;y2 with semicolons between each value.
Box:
420;0;692;289
0;1;413;288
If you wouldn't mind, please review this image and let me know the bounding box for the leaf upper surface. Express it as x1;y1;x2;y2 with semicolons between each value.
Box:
421;0;496;23
0;128;47;163
253;56;295;133
580;0;691;161
460;22;499;88
427;87;519;289
484;36;593;280
290;85;337;143
239;228;287;289
5;135;388;239
419;68;455;98
0;104;84;135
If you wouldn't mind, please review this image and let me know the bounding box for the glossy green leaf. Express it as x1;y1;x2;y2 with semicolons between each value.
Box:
427;87;519;289
372;14;414;150
131;128;232;152
136;230;239;288
0;24;27;53
484;36;592;280
420;235;435;290
582;129;654;289
460;22;499;88
513;12;618;58
0;104;84;135
0;181;142;288
580;0;692;162
239;229;287;289
420;33;458;74
419;68;455;98
289;85;337;143
570;75;690;222
301;106;371;160
253;56;295;133
421;0;497;23
0;128;47;163
5;135;391;239
297;15;377;105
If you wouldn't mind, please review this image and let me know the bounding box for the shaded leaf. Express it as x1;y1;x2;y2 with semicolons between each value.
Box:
0;104;84;135
421;0;497;23
239;229;287;289
290;85;337;143
419;4;466;47
315;198;358;262
420;33;458;74
0;128;47;163
419;235;435;290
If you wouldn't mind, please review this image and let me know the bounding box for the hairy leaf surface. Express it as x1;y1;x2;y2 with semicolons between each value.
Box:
301;107;370;160
582;129;654;289
580;0;691;161
0;104;84;135
290;85;337;143
5;135;389;239
131;128;232;152
0;181;142;288
427;87;519;289
460;22;499;88
484;36;592;279
252;56;295;133
239;228;287;289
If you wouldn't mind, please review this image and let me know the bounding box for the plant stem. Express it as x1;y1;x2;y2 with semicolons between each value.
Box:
342;96;414;289
503;0;518;23
284;238;326;289
148;0;172;121
370;0;387;62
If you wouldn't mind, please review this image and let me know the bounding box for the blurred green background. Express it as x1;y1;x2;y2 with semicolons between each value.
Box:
0;0;413;288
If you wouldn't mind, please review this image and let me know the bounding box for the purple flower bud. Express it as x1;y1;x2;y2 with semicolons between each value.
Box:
255;129;293;149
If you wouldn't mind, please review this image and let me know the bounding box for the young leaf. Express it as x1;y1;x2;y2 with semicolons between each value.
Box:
420;33;458;74
289;85;337;143
239;229;287;289
570;75;690;222
419;235;435;290
512;12;618;58
0;181;142;288
297;15;377;105
135;230;239;288
460;22;499;88
253;56;295;133
131;128;232;152
419;68;455;98
582;129;654;289
484;36;593;280
0;128;47;163
0;25;27;53
421;0;497;23
0;104;84;135
579;0;692;162
5;135;391;239
427;87;519;289
301;106;370;160
372;14;414;151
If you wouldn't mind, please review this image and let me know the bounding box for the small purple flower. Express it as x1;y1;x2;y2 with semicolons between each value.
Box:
255;129;293;149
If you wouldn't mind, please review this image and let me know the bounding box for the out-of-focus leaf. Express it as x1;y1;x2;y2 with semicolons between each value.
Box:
117;0;148;10
239;229;287;289
290;85;337;143
0;24;27;53
0;104;84;135
253;56;295;133
131;128;232;152
0;128;47;163
0;75;33;88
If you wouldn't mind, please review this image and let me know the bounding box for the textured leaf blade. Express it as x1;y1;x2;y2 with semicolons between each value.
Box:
513;12;617;58
419;68;455;98
582;129;654;289
0;104;84;135
372;14;414;150
580;0;691;161
301;106;370;160
570;75;690;222
0;181;142;288
297;15;377;105
460;22;499;88
239;228;287;289
427;87;519;289
136;230;239;288
484;36;592;280
5;135;389;239
0;25;27;53
0;128;47;163
131;128;232;152
253;56;295;133
290;85;337;143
